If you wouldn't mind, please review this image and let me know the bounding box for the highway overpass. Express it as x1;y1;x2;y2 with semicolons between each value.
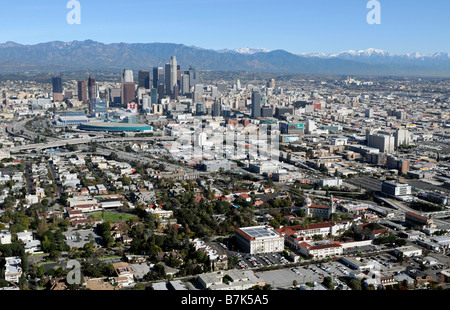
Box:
9;136;175;152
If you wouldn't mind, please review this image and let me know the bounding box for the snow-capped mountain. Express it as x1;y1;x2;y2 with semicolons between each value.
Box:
297;48;449;61
0;41;448;76
217;47;271;54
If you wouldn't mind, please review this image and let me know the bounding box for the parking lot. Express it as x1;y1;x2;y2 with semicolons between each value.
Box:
63;228;102;248
255;261;354;289
231;251;289;270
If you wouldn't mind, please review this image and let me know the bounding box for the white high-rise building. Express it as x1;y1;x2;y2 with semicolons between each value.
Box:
142;95;150;112
123;69;134;83
305;119;317;134
394;128;411;148
170;56;178;92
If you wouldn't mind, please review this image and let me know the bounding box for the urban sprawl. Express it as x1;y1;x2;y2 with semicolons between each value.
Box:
0;56;449;291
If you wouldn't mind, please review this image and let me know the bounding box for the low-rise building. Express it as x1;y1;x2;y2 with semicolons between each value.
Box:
294;238;343;259
0;230;12;245
394;245;423;258
111;262;135;289
4;256;22;283
197;269;265;290
405;212;435;229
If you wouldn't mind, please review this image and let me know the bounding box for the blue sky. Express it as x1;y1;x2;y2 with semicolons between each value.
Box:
0;0;448;55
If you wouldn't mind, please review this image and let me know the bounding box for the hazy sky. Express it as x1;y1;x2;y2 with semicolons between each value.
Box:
0;0;448;54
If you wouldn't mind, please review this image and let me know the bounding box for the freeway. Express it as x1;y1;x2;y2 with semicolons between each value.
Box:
8;135;176;152
375;194;450;228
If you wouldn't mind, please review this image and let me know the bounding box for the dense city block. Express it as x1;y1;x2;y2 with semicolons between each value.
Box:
0;62;449;291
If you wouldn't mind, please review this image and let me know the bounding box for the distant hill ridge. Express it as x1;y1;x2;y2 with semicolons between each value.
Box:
0;40;448;76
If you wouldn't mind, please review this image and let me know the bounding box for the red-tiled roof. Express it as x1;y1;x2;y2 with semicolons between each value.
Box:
235;228;255;241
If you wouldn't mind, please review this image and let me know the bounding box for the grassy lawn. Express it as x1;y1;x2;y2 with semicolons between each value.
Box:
90;212;137;222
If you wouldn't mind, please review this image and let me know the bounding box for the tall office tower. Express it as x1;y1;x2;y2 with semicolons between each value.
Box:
121;69;135;106
181;74;190;95
142;95;150;112
188;66;198;89
170;56;178;95
212;101;221;117
267;78;275;89
177;65;181;88
122;82;136;105
236;79;241;90
251;90;261;118
123;69;134;83
157;83;165;102
138;70;150;89
88;76;97;114
150;88;158;104
52;77;63;102
211;86;218;99
172;84;179;99
165;63;172;96
153;67;163;89
77;80;88;102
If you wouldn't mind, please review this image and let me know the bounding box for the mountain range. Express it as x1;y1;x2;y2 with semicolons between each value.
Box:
0;40;449;77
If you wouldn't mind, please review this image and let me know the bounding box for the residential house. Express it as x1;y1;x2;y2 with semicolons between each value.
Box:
0;230;12;245
111;262;135;288
4;257;22;283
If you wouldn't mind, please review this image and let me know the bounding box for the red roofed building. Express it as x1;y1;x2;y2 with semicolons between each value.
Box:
298;195;336;220
239;193;251;202
295;238;343;259
405;211;435;229
276;220;354;241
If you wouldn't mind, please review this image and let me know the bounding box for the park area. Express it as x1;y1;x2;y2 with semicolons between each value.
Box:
90;212;138;223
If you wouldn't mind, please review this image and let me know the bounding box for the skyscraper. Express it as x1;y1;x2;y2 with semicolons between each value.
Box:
123;69;134;83
177;64;181;88
122;82;136;105
153;67;164;89
122;69;135;106
181;74;190;95
157;83;165;102
189;66;198;89
138;70;150;89
88;76;97;114
150;88;158;105
170;56;178;95
251;91;261;118
165;63;172;96
52;77;63;102
212;101;221;117
77;80;88;102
